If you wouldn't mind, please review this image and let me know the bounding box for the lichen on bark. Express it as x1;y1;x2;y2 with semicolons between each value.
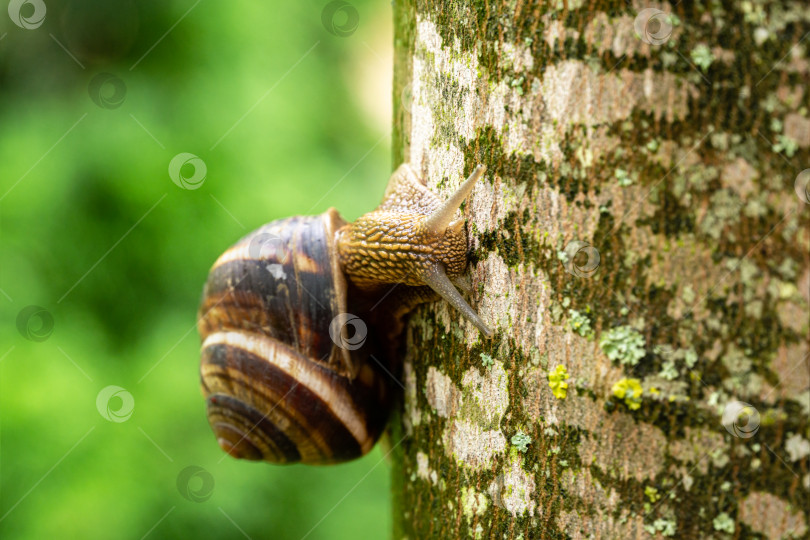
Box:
391;1;810;538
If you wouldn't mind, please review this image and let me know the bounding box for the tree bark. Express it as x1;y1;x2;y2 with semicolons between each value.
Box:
390;1;810;538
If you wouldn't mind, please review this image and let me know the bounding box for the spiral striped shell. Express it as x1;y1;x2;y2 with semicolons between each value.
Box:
198;209;392;464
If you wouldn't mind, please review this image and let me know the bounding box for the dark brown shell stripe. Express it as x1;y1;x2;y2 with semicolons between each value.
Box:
200;215;341;370
201;331;370;463
205;394;301;462
198;213;392;463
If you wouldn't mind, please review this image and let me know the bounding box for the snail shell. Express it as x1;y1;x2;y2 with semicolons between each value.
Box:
198;164;492;465
198;210;391;463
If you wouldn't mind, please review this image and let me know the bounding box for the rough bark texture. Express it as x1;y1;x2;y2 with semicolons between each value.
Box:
390;1;810;538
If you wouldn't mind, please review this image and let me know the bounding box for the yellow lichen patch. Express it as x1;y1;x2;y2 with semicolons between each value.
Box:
523;366;669;482
612;378;643;410
548;364;570;399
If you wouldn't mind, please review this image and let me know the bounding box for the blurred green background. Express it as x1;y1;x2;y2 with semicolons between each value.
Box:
0;0;393;538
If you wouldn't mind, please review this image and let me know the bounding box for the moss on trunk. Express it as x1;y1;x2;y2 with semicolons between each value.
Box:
392;1;810;538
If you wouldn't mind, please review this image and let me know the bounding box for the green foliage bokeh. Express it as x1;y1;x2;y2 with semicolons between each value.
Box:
0;1;393;538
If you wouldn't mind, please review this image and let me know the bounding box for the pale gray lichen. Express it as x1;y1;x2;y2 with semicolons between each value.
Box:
785;433;810;462
644;518;677;537
654;345;699;380
691;44;715;71
773;134;799;157
567;308;593;338
600;325;646;365
511;431;532;452
615;168;633;186
712;512;735;533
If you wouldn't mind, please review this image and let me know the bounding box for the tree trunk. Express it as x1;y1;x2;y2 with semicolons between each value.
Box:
390;1;810;538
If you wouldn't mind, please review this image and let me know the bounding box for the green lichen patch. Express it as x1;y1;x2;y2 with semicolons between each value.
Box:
600;326;646;366
653;345;699;381
460;486;489;524
614;168;634;187
690;44;715;71
644;485;661;503
511;430;532;453
644;518;678;537
567;308;594;339
712;512;735;533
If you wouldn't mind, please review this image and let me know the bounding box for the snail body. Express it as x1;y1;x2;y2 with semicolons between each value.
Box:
198;164;491;464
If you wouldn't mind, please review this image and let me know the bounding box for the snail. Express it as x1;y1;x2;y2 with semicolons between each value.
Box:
198;163;492;464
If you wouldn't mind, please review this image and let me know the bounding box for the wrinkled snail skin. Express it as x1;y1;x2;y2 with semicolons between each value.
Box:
198;164;491;464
